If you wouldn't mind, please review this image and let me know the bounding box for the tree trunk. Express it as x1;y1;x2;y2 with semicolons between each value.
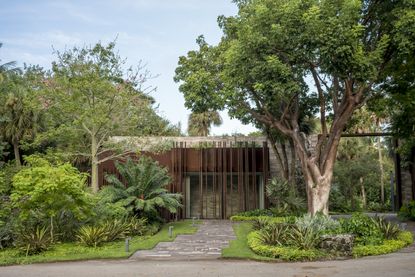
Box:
305;174;332;215
91;135;99;193
377;137;385;204
13;141;21;166
360;177;367;209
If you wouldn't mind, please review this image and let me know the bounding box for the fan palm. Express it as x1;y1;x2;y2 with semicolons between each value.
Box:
188;110;222;136
103;157;182;216
0;43;19;83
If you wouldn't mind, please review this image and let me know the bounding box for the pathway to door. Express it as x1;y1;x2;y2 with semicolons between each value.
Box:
130;220;235;260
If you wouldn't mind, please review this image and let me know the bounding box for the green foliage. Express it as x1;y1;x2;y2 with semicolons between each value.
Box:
257;222;289;246
295;214;341;235
266;178;305;215
234;209;274;217
353;231;413;257
252;217;271;230
11;156;93;221
230;215;288;223
247;231;326;261
103;157;182;217
15;226;52;256
340;213;383;245
76;225;108;248
187;111;222;136
371;216;401;240
288;225;321;250
101;219;130;242
127;217;148;236
398;200;415;220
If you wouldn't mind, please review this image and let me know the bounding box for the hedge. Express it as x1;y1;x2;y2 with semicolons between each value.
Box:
352;231;413;257
247;231;327;261
230;215;289;223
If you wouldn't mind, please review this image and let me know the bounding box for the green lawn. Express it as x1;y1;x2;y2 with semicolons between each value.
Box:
0;220;199;266
222;222;275;261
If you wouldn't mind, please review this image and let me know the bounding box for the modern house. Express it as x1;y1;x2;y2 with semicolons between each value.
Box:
98;136;274;219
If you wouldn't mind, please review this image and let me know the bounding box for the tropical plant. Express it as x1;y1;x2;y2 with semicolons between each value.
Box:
340;213;383;245
76;225;108;247
188;110;222;136
252;217;271;231
372;217;401;240
288;225;321;250
15;226;52;256
295;214;341;235
266;178;305;215
103;157;182;218
11;155;93;241
101;219;130;242
0;43;19;84
257;222;290;246
398;200;415;221
128;217;148;236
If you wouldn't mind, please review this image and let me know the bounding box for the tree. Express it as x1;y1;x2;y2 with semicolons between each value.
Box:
174;0;415;214
0;43;19;84
43;42;160;192
102;157;182;217
0;68;44;166
188;110;222;136
11;155;93;241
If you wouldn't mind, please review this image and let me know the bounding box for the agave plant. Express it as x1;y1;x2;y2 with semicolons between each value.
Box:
258;222;290;246
103;157;182;217
288;225;321;250
76;225;108;247
101;219;130;242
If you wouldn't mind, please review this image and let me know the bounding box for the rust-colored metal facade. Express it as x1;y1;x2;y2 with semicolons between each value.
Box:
98;141;270;219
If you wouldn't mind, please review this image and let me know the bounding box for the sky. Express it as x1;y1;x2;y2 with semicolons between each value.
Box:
0;0;258;135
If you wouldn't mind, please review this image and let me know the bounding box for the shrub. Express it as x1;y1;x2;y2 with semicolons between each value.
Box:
252;217;271;230
230;215;287;223
128;217;148;236
371;216;401;240
15;226;52;256
257;222;289;246
248;231;326;261
340;213;383;245
76;225;108;247
398;200;415;220
352;232;413;258
266;178;305;215
101;219;130;242
295;214;341;235
234;209;274;217
288;225;321;250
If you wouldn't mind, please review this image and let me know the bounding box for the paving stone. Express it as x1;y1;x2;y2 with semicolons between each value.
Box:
130;220;235;260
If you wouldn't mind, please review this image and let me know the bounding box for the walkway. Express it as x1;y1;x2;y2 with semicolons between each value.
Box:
130;220;235;260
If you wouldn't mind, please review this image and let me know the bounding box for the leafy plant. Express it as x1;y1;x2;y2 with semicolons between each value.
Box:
76;225;108;247
101;219;130;242
340;213;383;245
266;178;305;215
295;214;341;235
252;217;270;230
15;226;52;256
103;157;182;217
398;200;415;221
371;216;401;240
128;217;148;236
257;222;289;246
288;225;321;250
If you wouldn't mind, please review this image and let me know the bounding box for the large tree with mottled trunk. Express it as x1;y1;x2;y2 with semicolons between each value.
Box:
45;42;156;193
175;0;415;215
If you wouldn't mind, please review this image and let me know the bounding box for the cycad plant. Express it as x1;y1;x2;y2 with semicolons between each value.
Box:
103;157;182;218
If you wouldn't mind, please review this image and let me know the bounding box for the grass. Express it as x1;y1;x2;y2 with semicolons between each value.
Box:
0;220;200;266
221;222;275;261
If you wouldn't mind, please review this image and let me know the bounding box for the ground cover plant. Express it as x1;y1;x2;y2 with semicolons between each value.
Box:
227;212;413;261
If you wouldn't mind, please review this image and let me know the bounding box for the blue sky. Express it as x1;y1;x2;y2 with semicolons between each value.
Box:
0;0;258;135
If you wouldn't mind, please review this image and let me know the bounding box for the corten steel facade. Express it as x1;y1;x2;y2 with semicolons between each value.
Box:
98;140;270;220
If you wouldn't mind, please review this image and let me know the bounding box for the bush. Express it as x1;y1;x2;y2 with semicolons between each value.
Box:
340;213;383;245
128;217;148;236
234;209;274;217
76;225;108;247
353;231;413;257
288;225;321;250
398;200;415;220
252;217;271;230
371;216;401;240
247;231;326;261
101;219;130;242
15;226;52;256
295;214;341;235
257;222;289;246
230;215;288;223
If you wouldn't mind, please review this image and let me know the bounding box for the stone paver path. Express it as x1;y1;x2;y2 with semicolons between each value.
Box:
130;220;235;260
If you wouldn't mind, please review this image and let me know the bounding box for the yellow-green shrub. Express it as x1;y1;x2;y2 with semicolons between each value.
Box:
353;231;413;257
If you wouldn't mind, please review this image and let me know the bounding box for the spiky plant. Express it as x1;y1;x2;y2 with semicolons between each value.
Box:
103;157;182;217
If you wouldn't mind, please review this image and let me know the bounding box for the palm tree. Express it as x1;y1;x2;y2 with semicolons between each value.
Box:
0;43;19;83
102;157;182;217
188;111;222;136
0;73;41;166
